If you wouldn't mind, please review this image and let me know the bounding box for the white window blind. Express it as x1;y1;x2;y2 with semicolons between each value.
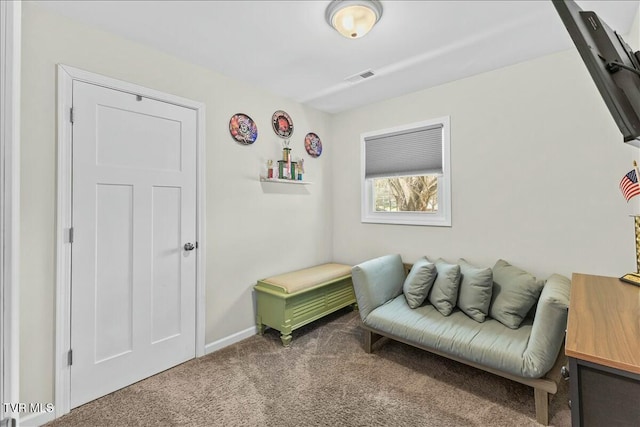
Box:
364;124;443;179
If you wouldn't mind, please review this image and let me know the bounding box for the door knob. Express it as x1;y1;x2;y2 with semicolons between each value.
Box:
184;242;195;251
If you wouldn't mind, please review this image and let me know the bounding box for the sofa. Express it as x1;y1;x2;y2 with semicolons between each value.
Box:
351;254;570;425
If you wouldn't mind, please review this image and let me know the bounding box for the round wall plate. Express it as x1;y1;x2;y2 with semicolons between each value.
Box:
305;132;322;157
272;110;294;138
229;113;258;145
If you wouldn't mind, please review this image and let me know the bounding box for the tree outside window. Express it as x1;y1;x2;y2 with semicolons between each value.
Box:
373;175;438;212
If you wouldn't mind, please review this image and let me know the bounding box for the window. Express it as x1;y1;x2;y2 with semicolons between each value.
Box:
361;117;451;226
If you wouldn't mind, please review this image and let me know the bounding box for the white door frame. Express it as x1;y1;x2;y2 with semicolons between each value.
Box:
55;65;206;417
1;1;21;426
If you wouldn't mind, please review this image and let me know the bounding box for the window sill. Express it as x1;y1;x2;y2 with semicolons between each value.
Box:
361;213;451;227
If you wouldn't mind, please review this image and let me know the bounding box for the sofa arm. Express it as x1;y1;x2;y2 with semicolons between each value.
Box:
522;273;571;377
351;254;406;321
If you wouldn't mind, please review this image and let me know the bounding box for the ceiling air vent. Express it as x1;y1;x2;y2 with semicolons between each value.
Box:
345;70;375;84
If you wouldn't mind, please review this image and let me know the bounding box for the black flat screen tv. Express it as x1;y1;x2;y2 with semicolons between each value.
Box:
553;0;640;148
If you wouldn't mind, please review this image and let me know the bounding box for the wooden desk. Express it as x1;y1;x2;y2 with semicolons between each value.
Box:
567;273;640;426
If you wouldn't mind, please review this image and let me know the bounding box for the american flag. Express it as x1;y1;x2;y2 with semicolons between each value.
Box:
620;169;640;201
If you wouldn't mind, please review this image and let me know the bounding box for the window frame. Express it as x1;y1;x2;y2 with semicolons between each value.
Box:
360;116;451;226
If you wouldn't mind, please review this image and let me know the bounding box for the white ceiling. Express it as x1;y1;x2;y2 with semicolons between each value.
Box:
38;0;640;114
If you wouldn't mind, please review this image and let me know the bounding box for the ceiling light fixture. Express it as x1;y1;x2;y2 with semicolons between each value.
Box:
325;0;383;39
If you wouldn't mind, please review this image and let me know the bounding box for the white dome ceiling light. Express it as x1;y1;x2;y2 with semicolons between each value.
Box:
325;0;383;39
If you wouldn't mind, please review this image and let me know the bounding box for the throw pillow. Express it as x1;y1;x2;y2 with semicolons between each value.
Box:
457;259;493;322
428;259;461;316
402;257;437;309
489;259;545;329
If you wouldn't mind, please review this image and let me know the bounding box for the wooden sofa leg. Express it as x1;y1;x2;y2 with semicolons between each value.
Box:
363;329;383;353
534;388;549;425
364;330;374;353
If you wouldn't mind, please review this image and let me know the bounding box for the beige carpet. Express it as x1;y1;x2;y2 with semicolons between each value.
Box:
45;308;570;427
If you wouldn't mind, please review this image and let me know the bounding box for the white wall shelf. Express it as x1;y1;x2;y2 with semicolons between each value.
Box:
259;176;311;185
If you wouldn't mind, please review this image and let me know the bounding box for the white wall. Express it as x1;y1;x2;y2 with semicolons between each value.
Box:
20;1;332;408
630;4;640;51
330;47;640;280
1;0;21;423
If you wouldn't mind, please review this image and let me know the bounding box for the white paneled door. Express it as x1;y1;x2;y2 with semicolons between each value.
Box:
70;81;197;408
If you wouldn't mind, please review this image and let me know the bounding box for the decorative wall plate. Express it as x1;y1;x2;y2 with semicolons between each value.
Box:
304;132;323;157
272;110;294;138
229;113;258;145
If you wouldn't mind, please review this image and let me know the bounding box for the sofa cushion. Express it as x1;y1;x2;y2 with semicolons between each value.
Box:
364;295;541;378
403;257;437;309
352;254;406;320
428;259;461;316
490;259;544;329
457;259;493;322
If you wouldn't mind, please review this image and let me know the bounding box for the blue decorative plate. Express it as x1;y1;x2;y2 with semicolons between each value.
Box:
229;113;258;145
305;132;322;157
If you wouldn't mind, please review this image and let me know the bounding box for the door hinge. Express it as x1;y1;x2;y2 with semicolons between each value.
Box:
195;241;199;249
70;107;74;124
68;349;73;366
68;227;74;243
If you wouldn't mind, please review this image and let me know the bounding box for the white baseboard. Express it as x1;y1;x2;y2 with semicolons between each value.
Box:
20;411;56;427
205;325;257;355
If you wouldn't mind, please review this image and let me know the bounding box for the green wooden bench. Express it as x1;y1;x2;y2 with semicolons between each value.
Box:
254;263;356;346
